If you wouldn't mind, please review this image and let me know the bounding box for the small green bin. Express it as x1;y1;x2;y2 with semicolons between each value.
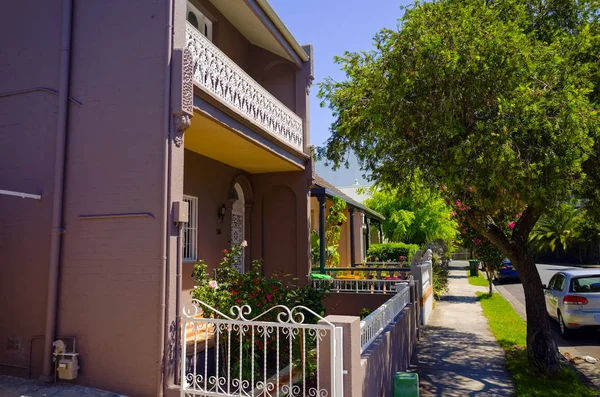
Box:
468;259;480;277
394;372;419;397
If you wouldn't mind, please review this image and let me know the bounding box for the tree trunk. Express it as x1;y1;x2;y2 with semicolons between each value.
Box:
484;262;493;295
509;250;561;375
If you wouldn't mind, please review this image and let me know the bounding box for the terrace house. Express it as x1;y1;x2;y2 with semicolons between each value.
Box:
0;0;313;395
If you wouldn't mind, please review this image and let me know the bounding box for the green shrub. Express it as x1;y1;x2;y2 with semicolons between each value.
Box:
367;242;420;263
432;254;449;299
191;242;328;385
359;308;372;319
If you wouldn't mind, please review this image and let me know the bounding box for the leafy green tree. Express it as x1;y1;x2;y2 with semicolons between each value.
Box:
530;200;584;253
318;0;598;374
325;197;347;267
364;181;459;245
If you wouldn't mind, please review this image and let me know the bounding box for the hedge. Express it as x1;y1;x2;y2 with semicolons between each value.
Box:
367;243;420;263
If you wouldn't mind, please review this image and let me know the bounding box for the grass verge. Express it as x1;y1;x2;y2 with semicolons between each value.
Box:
476;292;597;397
467;270;489;287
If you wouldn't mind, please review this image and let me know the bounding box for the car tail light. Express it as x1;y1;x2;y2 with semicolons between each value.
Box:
563;295;589;305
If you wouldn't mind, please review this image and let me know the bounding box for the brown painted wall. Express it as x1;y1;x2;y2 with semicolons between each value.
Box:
182;151;312;294
192;0;250;72
0;0;67;380
182;150;250;303
323;294;390;317
252;166;312;285
183;150;249;269
361;305;417;397
250;46;297;112
191;0;301;117
0;0;173;394
1;0;309;395
53;1;172;395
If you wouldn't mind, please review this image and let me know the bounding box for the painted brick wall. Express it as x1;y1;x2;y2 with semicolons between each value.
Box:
57;0;170;395
0;0;62;377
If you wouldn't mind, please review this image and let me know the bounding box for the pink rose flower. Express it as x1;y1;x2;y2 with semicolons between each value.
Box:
508;221;516;229
208;280;218;290
241;240;248;247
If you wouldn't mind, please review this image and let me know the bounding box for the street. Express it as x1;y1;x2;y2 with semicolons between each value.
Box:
495;264;600;361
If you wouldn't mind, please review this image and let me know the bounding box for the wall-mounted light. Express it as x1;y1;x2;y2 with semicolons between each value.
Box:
218;204;226;223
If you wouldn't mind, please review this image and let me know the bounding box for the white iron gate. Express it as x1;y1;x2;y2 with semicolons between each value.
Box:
181;300;344;397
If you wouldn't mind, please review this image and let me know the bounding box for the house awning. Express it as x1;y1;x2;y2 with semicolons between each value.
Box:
310;175;384;222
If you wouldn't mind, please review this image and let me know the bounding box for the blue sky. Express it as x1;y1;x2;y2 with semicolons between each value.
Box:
269;0;408;147
269;0;409;185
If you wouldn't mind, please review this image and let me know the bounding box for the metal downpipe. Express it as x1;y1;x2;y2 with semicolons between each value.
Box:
40;0;73;382
158;0;174;394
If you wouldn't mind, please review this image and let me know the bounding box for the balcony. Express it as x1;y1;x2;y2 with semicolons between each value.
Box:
186;23;304;152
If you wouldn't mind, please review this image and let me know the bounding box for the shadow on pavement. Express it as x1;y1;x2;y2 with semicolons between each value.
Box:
416;326;514;397
440;295;481;304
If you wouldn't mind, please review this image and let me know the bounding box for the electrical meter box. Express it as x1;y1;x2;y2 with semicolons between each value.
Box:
173;201;189;223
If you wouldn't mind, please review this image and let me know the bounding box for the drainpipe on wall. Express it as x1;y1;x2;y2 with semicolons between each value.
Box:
175;222;183;385
40;0;73;382
158;0;174;394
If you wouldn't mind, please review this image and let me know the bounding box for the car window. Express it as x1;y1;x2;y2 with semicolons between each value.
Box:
570;276;600;293
548;275;557;290
553;274;566;291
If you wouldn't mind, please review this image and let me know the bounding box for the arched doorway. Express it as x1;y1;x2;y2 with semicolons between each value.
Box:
231;183;245;273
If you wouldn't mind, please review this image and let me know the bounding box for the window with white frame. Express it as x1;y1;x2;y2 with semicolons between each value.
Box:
187;2;213;41
183;195;198;261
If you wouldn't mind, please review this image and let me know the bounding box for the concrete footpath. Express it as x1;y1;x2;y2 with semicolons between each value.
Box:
414;260;515;396
0;375;127;397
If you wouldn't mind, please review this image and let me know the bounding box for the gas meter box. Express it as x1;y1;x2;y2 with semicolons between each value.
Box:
57;355;79;380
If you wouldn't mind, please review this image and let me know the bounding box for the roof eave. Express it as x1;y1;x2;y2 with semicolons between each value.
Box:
255;0;310;63
311;186;385;222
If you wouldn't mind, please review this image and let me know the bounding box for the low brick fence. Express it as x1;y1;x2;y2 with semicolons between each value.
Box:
319;283;419;397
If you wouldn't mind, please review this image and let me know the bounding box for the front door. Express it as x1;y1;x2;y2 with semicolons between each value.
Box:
231;183;245;273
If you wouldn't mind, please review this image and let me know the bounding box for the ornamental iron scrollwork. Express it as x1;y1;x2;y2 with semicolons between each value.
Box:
186;23;304;151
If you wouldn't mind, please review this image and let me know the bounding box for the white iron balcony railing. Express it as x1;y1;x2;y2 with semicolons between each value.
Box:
186;23;304;151
360;282;412;353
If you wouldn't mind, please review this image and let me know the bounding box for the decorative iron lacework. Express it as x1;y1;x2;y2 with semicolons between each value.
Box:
181;301;342;397
186;23;304;151
231;213;244;273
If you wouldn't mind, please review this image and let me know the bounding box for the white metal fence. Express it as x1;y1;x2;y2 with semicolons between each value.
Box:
359;283;412;353
312;279;409;294
181;300;343;397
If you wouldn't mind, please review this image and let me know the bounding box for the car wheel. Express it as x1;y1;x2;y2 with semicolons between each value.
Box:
558;311;572;339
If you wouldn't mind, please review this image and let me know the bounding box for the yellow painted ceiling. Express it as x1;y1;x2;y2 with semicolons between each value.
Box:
184;112;302;174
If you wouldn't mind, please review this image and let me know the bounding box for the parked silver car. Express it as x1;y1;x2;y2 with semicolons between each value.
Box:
544;269;600;337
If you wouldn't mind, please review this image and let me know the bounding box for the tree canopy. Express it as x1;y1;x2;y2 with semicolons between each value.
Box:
318;0;599;374
364;178;459;245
